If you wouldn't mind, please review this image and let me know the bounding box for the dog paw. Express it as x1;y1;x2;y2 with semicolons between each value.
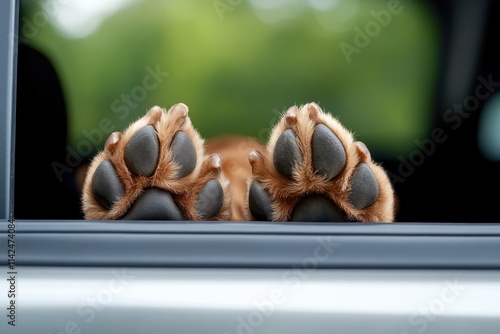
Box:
82;104;231;220
246;103;395;222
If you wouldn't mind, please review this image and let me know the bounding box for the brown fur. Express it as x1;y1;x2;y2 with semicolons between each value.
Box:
82;104;231;220
205;137;265;221
82;102;395;222
244;103;395;222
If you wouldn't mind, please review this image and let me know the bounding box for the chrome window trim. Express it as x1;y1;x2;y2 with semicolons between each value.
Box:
3;221;500;269
0;0;18;221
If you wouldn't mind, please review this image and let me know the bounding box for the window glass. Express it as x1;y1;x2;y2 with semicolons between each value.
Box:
16;0;440;219
478;92;500;161
20;0;439;154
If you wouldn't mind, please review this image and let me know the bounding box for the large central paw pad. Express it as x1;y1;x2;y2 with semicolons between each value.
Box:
82;104;230;220
246;103;394;222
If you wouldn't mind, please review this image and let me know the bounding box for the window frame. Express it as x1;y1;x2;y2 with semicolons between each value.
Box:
2;3;500;333
2;221;500;269
0;0;17;221
1;0;499;270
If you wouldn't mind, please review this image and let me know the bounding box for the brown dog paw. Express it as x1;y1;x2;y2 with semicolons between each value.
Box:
82;103;231;220
245;103;395;222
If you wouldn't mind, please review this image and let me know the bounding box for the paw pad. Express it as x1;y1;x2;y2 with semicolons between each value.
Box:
247;103;394;222
349;163;379;209
91;160;124;210
124;125;159;177
312;124;346;180
248;181;274;221
82;104;230;221
170;131;197;178
122;188;183;220
291;195;345;222
196;179;224;219
273;129;302;179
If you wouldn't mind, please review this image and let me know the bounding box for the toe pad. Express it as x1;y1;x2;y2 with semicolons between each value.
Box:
273;129;302;179
170;131;197;178
349;163;379;209
248;181;274;221
91;160;124;210
196;180;224;218
312;124;346;180
125;125;159;177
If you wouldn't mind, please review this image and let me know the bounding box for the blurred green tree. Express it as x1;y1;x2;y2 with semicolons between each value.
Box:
20;0;439;157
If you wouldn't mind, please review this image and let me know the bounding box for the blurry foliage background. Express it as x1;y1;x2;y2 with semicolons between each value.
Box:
19;0;440;157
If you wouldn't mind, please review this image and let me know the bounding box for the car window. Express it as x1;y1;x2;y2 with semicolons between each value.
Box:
2;3;500;334
14;0;499;222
